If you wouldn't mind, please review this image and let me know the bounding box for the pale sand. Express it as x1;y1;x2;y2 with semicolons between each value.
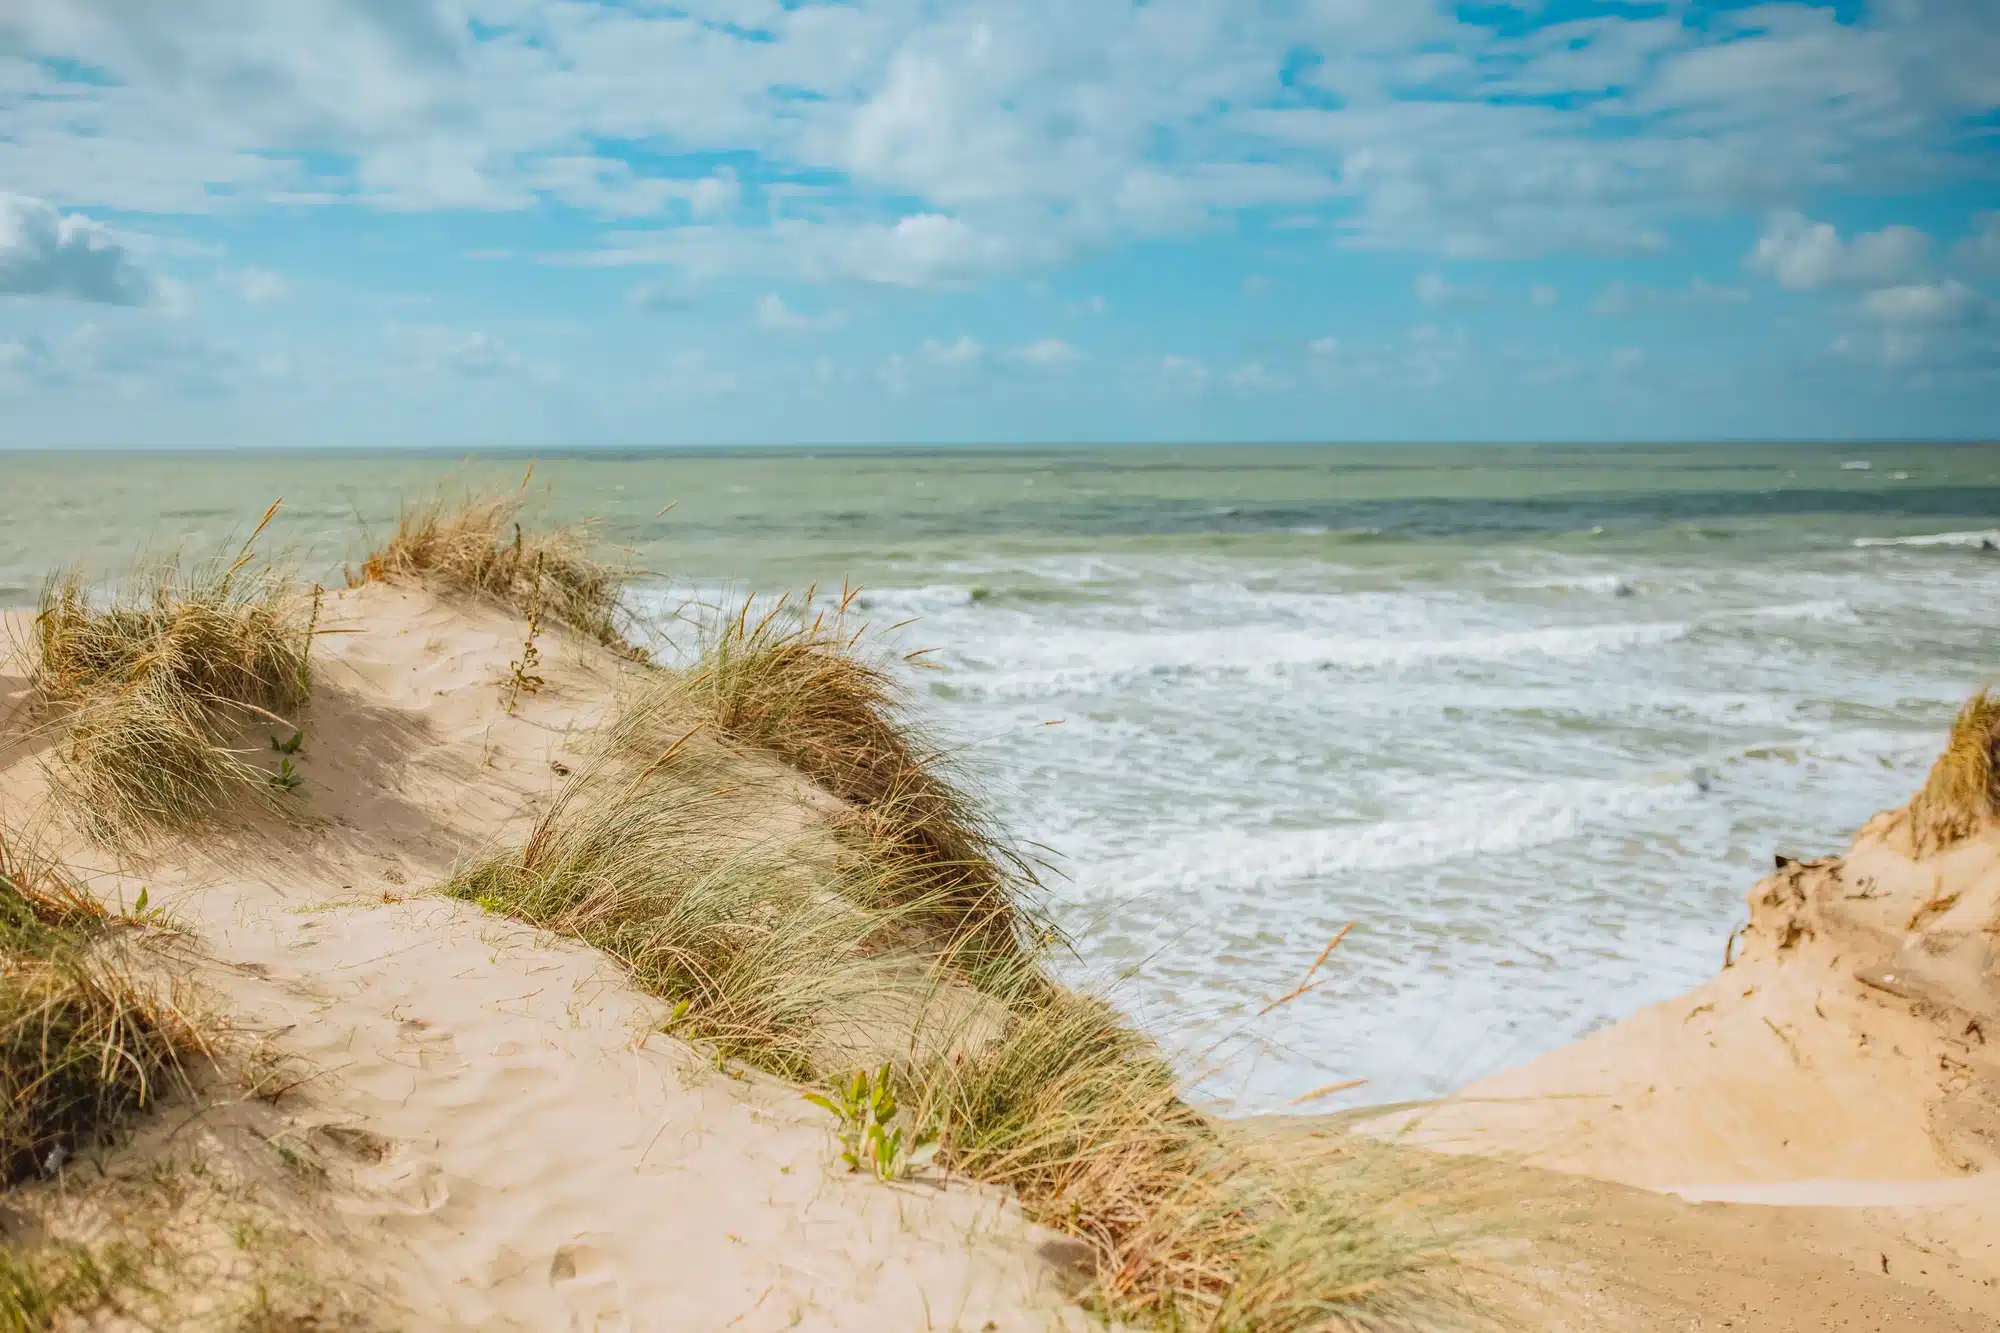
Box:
7;580;1997;1330
2;583;1090;1331
1350;744;2000;1329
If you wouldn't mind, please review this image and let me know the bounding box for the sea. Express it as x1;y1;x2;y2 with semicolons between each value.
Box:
4;442;1998;1113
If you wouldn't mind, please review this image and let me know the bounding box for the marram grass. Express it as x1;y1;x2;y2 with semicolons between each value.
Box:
354;480;634;653
28;507;315;841
670;590;1043;961
1907;687;2000;856
0;831;201;1187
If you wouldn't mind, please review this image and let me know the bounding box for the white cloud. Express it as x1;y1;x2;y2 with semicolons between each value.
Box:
1529;284;1559;307
922;334;984;366
1243;274;1271;296
0;193;161;305
0;321;244;397
1592;277;1747;315
1010;338;1083;366
233;268;290;303
7;0;1993;278
1227;361;1287;390
659;348;738;398
1954;213;2000;274
1861;279;1988;327
397;324;543;380
1160;355;1209;388
1303;324;1467;388
628;279;697;312
1745;212;1931;291
1414;272;1488;307
755;293;844;333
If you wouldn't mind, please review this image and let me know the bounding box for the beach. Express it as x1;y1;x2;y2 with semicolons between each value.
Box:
0;453;1995;1328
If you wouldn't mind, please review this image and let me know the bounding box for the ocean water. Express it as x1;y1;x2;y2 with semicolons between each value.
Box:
4;443;1998;1111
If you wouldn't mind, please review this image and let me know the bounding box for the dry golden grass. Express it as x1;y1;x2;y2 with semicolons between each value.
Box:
354;481;633;653
1907;688;2000;856
27;508;315;840
0;831;202;1187
673;590;1041;960
901;960;1459;1332
457;657;1459;1331
444;716;925;1081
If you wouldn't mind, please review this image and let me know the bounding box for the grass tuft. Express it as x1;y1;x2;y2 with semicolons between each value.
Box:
354;482;634;653
902;963;1454;1332
673;590;1041;959
444;723;919;1081
1907;688;2000;856
0;831;202;1187
27;508;314;840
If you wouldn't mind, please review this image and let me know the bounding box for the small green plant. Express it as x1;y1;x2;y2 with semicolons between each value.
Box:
805;1064;938;1181
124;886;169;925
269;731;304;755
268;759;303;792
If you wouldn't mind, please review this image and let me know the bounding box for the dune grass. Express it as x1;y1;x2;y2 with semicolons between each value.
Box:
354;481;634;653
0;832;201;1187
444;703;925;1080
672;591;1042;961
1907;688;2000;856
26;508;315;841
455;641;1459;1331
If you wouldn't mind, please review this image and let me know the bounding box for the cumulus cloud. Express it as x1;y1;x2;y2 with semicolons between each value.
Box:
1010;338;1083;366
1227;361;1287;390
1861;280;1988;327
233;268;290;303
395;325;552;381
1954;213;2000;274
755;293;844;333
921;335;984;366
1591;277;1747;315
0;194;160;305
628;279;697;312
1414;272;1488;307
1745;212;1930;291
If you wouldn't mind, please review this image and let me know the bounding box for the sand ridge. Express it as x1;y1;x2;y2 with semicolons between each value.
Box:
3;583;1092;1331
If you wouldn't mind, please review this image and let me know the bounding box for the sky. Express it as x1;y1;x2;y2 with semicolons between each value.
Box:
1;0;1997;447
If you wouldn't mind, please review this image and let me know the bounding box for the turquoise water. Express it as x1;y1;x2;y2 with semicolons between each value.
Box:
4;442;1999;1108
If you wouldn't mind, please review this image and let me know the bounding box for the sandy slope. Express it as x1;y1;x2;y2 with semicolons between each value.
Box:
2;584;1089;1331
1356;761;2000;1329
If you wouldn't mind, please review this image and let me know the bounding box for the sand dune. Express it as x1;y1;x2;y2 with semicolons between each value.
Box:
2;584;1088;1331
5;574;1997;1330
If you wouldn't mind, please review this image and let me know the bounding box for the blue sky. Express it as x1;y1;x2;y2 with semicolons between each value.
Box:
1;0;1996;446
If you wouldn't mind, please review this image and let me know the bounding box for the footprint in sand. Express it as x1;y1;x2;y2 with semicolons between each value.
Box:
550;1243;630;1333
